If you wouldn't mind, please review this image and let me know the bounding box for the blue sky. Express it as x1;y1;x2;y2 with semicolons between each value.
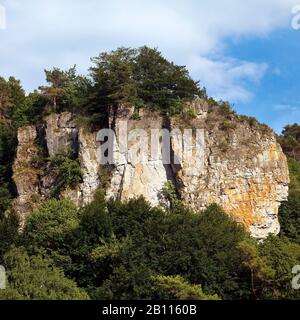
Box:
0;0;300;133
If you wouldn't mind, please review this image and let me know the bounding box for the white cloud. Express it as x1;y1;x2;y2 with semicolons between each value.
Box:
273;104;299;111
189;56;268;102
0;0;298;100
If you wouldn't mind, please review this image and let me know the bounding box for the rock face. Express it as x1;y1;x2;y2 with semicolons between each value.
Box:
13;126;40;225
104;104;289;239
12;103;289;239
13;113;100;225
78;128;100;204
45;112;78;157
106;113;171;205
170;116;289;239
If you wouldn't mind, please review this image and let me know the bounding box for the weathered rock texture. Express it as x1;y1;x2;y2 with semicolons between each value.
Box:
13;113;100;225
171;110;289;239
13;126;41;225
106;112;171;206
78;128;100;204
12;102;289;239
45;112;78;157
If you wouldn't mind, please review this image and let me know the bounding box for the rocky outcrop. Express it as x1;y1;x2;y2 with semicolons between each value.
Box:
12;102;289;239
78;128;100;204
12;126;41;225
45;112;78;157
106;112;171;205
13;113;101;220
105;103;289;239
170;113;289;239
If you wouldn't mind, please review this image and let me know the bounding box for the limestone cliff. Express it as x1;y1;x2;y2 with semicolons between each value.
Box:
13;126;40;225
12;102;289;239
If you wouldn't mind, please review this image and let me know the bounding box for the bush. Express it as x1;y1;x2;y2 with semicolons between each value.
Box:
47;148;82;197
0;210;20;263
0;248;89;300
22;199;79;268
182;108;197;121
150;275;220;300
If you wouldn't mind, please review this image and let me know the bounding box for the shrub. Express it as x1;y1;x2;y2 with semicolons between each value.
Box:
182;108;197;121
0;248;89;300
47;148;82;197
150;275;220;300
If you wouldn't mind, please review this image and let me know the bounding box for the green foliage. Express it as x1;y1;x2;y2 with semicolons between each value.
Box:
279;159;300;244
11;92;47;126
182;107;197;121
130;111;141;120
90;46;203;114
238;115;272;134
90;48;139;108
287;158;300;193
218;101;235;118
106;199;249;299
258;236;300;299
0;125;17;216
98;164;115;191
23;199;79;247
1;59;300;301
1;194;299;300
0;75;46;128
0;248;89;300
64;192;115;289
238;236;300;300
279;192;300;245
47;147;83;197
238;239;275;299
279;124;300;161
0;211;20;263
40;66;91;113
150;275;220;300
0;184;13;215
22;199;79;268
161;181;182;209
0;76;25;124
18;196;249;300
0;125;16;183
134;46;203;113
0;76;13;121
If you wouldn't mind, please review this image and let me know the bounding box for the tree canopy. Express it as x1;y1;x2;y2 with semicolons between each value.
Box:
89;47;204;114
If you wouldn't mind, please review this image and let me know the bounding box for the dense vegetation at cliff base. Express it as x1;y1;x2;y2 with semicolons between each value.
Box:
0;194;299;300
0;47;300;300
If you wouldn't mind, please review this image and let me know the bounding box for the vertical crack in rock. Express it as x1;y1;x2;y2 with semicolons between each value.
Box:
78;128;100;204
12;101;290;239
106;106;170;205
45;112;79;157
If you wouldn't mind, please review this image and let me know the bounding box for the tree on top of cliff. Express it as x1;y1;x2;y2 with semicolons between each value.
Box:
134;46;203;112
89;46;204;114
39;66;91;113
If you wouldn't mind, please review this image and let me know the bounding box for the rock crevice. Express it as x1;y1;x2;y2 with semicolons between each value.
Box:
12;103;289;239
